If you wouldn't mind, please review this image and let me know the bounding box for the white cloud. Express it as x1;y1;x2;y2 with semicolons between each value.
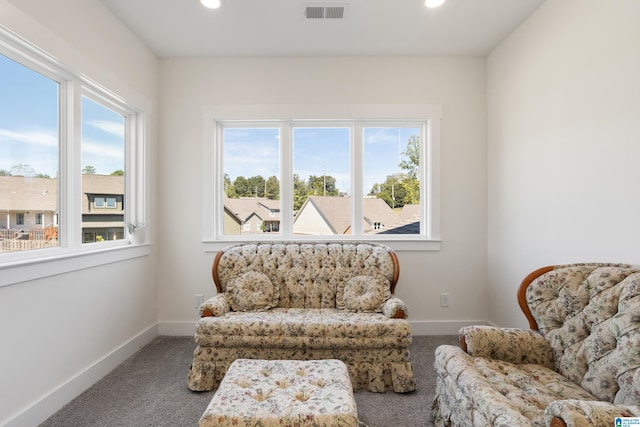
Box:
86;120;125;137
0;128;58;147
365;129;398;145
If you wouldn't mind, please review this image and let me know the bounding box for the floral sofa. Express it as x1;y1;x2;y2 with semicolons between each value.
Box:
432;263;640;426
187;242;416;393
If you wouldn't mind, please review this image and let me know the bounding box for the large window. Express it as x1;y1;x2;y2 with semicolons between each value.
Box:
0;27;147;266
206;104;441;250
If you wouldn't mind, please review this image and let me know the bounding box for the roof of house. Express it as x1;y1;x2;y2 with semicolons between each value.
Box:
295;196;407;234
82;174;124;196
0;176;58;211
378;203;421;234
224;197;281;222
0;174;124;213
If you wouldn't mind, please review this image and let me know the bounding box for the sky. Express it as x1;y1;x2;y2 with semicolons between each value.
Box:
0;53;125;178
224;126;420;195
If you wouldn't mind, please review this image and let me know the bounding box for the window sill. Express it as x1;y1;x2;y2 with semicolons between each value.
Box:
202;238;441;253
0;243;151;288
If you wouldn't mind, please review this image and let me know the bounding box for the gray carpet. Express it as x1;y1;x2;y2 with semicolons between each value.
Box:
40;335;459;427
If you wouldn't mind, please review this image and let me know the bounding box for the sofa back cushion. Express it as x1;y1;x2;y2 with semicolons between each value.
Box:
525;263;640;405
215;242;397;309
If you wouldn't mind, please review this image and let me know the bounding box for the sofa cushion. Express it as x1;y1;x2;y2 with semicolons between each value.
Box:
226;271;279;312
194;308;412;349
336;275;391;312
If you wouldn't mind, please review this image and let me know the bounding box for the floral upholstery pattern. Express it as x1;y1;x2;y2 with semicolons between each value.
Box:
225;271;279;311
188;242;415;393
336;275;391;312
432;263;640;427
198;359;358;427
461;325;555;370
382;296;409;319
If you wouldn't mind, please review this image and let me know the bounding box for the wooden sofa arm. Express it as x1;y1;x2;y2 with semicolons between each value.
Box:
548;418;567;427
199;294;230;317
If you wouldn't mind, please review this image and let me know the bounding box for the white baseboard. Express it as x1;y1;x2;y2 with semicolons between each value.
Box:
5;323;158;427
158;320;197;336
157;320;490;337
410;320;490;335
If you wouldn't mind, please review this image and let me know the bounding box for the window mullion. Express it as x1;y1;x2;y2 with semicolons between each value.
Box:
58;79;83;248
352;123;364;236
281;123;293;237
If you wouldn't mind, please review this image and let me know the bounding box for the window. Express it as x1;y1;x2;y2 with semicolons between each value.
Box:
0;52;59;251
204;104;441;251
106;197;117;208
0;27;148;269
81;96;125;243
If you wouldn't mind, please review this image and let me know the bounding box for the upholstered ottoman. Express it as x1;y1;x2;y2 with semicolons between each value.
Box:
198;358;359;427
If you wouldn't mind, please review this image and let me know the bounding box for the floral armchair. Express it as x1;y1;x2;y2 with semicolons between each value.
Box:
432;263;640;426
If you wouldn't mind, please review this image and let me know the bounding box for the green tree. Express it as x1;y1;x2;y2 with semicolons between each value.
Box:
110;170;124;176
0;169;11;176
82;165;97;174
308;175;338;196
10;164;36;177
265;176;280;200
402;177;420;205
399;135;420;179
293;174;309;211
368;134;421;209
247;175;266;197
233;176;250;197
376;174;407;209
224;173;238;198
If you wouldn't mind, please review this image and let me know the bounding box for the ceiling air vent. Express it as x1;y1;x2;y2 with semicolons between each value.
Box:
303;4;348;20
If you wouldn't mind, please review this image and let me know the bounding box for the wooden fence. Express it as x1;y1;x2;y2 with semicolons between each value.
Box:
0;228;58;252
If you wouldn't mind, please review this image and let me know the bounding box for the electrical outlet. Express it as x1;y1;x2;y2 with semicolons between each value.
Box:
440;293;450;307
194;294;204;309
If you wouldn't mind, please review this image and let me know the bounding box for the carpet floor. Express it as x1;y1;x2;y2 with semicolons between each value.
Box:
40;335;459;427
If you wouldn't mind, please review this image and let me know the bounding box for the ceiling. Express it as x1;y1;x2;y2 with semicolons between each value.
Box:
100;0;545;58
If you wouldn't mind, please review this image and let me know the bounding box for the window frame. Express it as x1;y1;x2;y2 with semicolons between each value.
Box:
202;104;441;252
0;26;150;287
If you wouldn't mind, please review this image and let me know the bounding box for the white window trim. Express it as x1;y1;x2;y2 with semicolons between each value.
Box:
201;104;441;253
0;26;150;287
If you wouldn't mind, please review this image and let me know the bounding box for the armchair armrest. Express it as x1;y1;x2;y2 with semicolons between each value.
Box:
382;295;409;319
460;325;555;370
199;293;230;317
545;399;640;427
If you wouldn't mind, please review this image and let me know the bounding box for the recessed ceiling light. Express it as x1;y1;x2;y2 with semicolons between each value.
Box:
201;0;222;9
425;0;445;8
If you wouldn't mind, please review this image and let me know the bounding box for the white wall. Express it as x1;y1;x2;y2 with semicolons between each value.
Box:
157;56;488;335
0;1;158;425
486;0;640;328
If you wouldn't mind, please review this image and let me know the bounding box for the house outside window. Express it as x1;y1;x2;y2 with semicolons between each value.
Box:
204;104;441;251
